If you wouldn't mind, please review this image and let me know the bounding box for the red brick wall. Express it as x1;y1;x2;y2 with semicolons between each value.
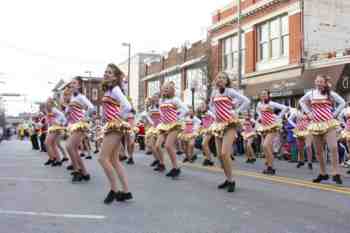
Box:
211;45;220;79
245;28;256;73
212;0;259;24
289;12;302;64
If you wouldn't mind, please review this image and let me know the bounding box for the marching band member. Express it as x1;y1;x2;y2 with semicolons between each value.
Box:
65;76;95;183
178;106;201;163
209;72;250;192
155;81;189;178
98;63;132;204
143;93;163;169
256;90;288;175
299;75;345;184
241;112;257;164
44;98;67;167
288;107;313;170
38;112;48;153
198;102;215;166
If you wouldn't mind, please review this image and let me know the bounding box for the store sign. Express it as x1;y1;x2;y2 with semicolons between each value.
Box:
270;90;293;97
342;76;350;90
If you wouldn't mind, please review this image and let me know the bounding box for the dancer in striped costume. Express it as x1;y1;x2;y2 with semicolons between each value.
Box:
288;107;313;170
198;102;215;166
178;107;201;163
124;112;138;165
209;72;250;192
299;75;345;184
143;93;163;169
44;98;67;167
338;102;350;175
65;77;95;183
155;81;189;178
256;90;288;175
241;112;257;164
99;63;133;204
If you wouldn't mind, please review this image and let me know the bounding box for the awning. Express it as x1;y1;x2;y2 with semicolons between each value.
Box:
243;64;346;99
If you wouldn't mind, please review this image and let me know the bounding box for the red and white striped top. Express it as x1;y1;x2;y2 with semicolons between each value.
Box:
202;112;215;128
149;107;161;127
300;89;345;124
296;114;310;131
68;102;85;124
183;116;201;134
311;99;333;123
102;96;121;122
257;101;288;127
260;106;276;126
213;96;235;122
159;97;188;124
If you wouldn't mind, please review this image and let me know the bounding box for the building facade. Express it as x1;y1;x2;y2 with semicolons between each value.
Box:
209;0;350;106
119;53;162;111
52;76;103;115
142;40;210;110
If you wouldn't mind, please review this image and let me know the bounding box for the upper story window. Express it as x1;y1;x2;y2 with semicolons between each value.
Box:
258;14;289;62
221;33;245;73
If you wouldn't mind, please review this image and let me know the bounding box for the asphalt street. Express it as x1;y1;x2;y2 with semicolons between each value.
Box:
0;139;349;233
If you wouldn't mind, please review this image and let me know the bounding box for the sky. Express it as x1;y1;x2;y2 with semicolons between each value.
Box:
0;0;230;116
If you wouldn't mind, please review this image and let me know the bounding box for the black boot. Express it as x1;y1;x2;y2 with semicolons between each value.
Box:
104;190;116;204
313;174;329;183
332;174;342;185
72;172;83;183
115;191;133;202
217;180;229;189
150;160;159;167
262;167;276;175
126;158;135;165
44;159;54;166
154;163;165;172
227;181;236;193
296;161;305;168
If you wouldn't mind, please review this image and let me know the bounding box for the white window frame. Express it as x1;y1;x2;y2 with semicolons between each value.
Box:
257;14;289;62
221;33;245;74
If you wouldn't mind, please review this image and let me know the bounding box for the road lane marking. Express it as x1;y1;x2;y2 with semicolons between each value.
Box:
0;177;66;182
182;163;350;196
0;210;106;220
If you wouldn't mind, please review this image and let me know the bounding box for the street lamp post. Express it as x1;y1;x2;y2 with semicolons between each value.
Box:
122;42;131;96
190;79;199;111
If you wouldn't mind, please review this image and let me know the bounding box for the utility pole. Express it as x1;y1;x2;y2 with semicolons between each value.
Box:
237;0;243;90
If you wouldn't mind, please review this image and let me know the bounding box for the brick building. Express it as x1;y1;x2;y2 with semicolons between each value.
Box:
209;0;350;106
52;76;103;115
119;53;161;111
142;40;210;110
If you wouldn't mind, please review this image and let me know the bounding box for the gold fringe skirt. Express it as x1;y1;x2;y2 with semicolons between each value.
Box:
145;126;159;140
257;123;281;135
157;122;182;134
68;121;90;133
307;119;339;136
198;128;213;136
293;129;310;139
209;118;240;138
103;120;130;136
48;125;66;134
178;132;198;142
340;129;350;141
242;131;256;140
